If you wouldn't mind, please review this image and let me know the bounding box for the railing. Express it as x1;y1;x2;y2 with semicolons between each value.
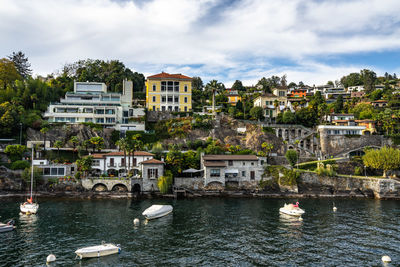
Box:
107;163;116;167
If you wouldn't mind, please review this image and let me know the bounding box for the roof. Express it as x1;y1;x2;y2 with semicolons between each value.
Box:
91;151;154;158
355;119;376;123
203;161;227;167
147;72;192;80
105;151;154;156
182;168;203;173
331;114;354;116
203;154;258;161
140;159;164;165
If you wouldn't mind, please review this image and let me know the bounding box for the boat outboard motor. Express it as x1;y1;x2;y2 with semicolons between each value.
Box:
7;219;15;226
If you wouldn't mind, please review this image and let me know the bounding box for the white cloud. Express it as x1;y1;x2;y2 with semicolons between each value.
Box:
0;0;399;86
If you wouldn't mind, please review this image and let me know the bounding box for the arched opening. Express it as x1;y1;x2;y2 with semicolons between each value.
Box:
132;183;141;193
91;168;102;177
363;130;371;135
112;184;128;192
93;183;107;192
118;169;126;177
205;181;224;190
278;129;282;138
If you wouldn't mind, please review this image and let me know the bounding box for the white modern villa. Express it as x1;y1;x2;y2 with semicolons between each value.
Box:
44;80;145;131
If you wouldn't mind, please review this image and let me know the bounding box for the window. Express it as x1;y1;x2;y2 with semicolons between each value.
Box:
152;84;156;91
162;106;166;111
58;168;64;175
184;97;188;103
174;106;179;111
44;168;50;175
174;81;179;92
51;168;57;175
161;81;166;91
242;171;246;177
251;162;255;166
243;162;245;166
152;106;156;111
228;160;233;166
210;169;220;177
148;168;158;179
184;106;187;112
168;96;173;103
174;96;178;103
184;85;188;92
167;81;174;91
162;96;166;103
250;171;255;180
110;158;114;167
152;96;156;102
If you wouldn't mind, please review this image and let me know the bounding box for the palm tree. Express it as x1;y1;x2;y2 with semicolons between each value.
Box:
69;136;79;161
116;138;128;176
128;134;143;177
40;127;49;155
54;140;63;159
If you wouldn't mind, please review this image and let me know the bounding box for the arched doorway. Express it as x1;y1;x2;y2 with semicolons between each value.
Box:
93;183;107;192
112;184;128;192
132;183;141;193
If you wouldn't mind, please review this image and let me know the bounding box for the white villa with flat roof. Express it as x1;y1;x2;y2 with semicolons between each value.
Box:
44;80;145;131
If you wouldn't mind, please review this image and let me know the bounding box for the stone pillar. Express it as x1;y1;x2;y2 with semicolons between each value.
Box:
319;129;329;156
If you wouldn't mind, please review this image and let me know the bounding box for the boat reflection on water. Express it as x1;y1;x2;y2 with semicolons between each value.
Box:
76;252;121;266
19;213;38;224
279;213;303;239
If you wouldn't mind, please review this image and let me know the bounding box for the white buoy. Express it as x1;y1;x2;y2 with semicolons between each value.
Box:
299;217;303;221
133;218;140;225
46;254;56;263
333;206;337;212
382;255;391;263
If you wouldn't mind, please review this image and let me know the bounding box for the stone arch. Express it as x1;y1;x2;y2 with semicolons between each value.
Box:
132;183;141;193
205;181;224;190
363;130;371;135
93;183;108;192
112;184;128;192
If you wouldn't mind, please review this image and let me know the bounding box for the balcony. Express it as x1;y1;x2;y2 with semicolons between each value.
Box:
107;163;116;167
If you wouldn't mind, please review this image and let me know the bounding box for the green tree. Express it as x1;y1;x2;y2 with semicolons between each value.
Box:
360;69;377;94
69;136;79;161
8;51;32;79
54;140;63;159
285;149;298;167
340;72;362;88
370;89;383;101
0;58;21;90
192;76;203;90
89;136;104;152
363;147;400;177
157;170;173;194
76;156;93;178
334;95;344;113
282;111;296;124
40;127;49;155
258;142;274;163
231;80;244;91
183;150;199;170
22;166;42;183
4;144;26;162
250;106;264;120
165;147;184;176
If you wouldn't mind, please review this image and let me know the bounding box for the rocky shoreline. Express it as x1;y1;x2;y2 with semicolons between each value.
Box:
1;189;399;200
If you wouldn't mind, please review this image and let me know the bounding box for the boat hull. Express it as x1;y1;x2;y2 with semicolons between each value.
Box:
20;203;39;214
142;205;173;220
279;207;305;216
0;224;14;233
75;244;120;259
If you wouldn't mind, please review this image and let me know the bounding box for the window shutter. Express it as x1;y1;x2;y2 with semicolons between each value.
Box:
155;169;158;178
147;169;150;178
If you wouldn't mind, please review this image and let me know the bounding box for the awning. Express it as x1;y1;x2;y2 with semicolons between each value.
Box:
225;169;239;174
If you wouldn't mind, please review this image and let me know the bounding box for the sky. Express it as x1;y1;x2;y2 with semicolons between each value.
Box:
1;0;400;87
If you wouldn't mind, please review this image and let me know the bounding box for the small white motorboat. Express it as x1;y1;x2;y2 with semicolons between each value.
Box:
279;202;305;217
20;202;39;214
0;220;15;233
142;205;173;220
75;242;121;259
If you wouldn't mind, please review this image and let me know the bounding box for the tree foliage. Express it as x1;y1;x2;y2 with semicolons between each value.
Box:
4;144;26;162
363;147;400;177
8;51;32;79
285;149;298;167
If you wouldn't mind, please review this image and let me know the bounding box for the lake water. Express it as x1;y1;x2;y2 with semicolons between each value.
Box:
0;197;399;266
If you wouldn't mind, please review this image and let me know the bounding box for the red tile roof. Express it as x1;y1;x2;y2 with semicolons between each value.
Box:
91;154;105;159
140;159;165;164
147;72;192;80
203;161;227;167
203;155;258;161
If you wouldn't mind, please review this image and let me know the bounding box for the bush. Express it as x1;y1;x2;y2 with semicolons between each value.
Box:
316;163;336;177
10;160;30;170
285;149;298;167
354;166;362;175
297;159;336;170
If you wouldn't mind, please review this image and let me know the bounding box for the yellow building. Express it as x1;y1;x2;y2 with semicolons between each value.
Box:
146;72;192;112
226;89;242;105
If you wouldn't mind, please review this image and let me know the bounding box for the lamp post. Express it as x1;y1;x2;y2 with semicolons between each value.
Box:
19;123;23;145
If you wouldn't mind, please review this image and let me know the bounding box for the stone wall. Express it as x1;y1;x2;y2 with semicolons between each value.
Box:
299;172;400;198
175;177;204;190
319;134;389;157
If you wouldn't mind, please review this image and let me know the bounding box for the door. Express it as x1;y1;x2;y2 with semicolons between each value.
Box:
250;171;255;180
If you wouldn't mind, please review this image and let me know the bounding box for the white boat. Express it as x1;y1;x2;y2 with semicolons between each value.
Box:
142;205;173;220
20;147;39;214
279;202;305;217
75;242;121;259
0;220;15;233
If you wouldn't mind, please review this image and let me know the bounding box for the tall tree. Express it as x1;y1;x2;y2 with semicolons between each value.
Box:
334;95;344;113
8;51;32;79
0;58;21;90
360;69;377;94
231;80;244;91
191;76;203;91
116;138;128;176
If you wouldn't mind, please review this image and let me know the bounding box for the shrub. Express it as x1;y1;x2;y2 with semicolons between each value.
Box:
354;166;362;175
285;149;298;167
297;159;336;170
10;160;30;170
316;163;336;177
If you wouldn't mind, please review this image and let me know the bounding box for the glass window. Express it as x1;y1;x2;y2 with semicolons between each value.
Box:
44;168;50;175
51;168;57;175
168;96;173;103
162;96;166;103
184;106;187;112
242;171;246;177
161;81;166;91
58;168;65;175
228;160;233;166
167;81;173;91
174;81;179;92
152;84;156;91
184;85;188;92
174;96;178;103
152;96;156;102
184;97;188;103
210;169;220;177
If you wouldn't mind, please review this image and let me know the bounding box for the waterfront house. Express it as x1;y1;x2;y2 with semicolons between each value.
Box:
145;72;192;112
317;125;366;136
44;80;145;131
201;154;264;188
326;114;355;123
32;159;77;179
91;151;156;177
